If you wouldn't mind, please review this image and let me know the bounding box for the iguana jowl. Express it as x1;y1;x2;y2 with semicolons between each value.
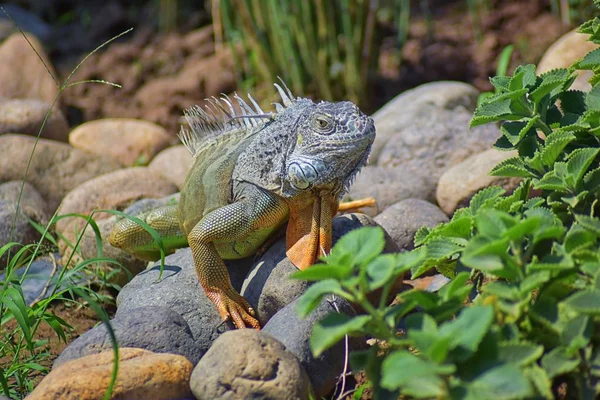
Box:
109;82;376;329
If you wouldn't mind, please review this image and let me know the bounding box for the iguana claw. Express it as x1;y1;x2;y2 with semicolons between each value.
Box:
206;288;260;330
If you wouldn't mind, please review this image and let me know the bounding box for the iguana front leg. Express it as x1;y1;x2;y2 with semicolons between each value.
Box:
188;186;288;329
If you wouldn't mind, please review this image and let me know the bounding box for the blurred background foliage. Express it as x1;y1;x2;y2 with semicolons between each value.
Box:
2;0;598;115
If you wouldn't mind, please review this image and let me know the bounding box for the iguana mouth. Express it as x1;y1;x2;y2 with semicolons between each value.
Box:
285;191;337;270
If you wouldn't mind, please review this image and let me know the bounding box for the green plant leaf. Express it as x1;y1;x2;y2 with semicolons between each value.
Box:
465;364;532;400
482;281;520;300
290;264;351;281
541;347;579;378
365;254;396;291
497;342;544;366
563;289;600;314
559;90;587;114
566;147;600;184
578;47;600;70
575;214;600;235
469;186;506;214
583;166;600;192
509;64;537;90
564;224;596;254
535;170;567;192
332;226;385;267
540;131;576;167
295;280;346;318
381;351;452;397
2;287;32;349
424;237;464;261
441;305;494;362
490;157;531;177
500;118;539;146
561;314;592;349
310;313;371;357
525;365;553;400
586;83;600;110
530;68;573;103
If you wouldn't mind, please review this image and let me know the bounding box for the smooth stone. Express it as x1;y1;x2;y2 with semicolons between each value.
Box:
371;81;479;163
241;213;399;325
116;247;253;350
148;145;193;189
0;253;63;304
351;108;500;208
190;330;311;400
0;182;49;259
537;28;598;92
436;149;521;215
0;4;53;42
0;134;121;212
55;167;178;234
374;198;449;251
69;118;172;167
0;33;59;104
263;296;363;399
0;98;69;141
27;348;193;400
54;306;205;367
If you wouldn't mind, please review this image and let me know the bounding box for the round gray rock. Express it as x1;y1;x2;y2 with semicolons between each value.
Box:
241;213;398;325
263;296;364;399
374;198;449;251
116;247;253;350
371;81;479;162
53;306;205;368
351;108;500;209
190;329;311;400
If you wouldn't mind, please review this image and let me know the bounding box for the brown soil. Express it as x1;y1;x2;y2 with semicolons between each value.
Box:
56;0;568;135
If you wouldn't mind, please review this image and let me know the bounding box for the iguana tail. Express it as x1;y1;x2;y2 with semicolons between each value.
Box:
109;205;188;261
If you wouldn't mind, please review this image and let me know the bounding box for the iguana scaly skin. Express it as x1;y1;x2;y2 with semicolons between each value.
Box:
109;82;376;329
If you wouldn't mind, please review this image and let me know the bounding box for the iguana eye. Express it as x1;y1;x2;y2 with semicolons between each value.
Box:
313;115;334;134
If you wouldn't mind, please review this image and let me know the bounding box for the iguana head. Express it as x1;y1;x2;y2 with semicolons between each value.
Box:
283;100;376;199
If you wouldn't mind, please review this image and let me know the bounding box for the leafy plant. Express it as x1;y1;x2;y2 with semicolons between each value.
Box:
295;4;600;399
215;0;384;107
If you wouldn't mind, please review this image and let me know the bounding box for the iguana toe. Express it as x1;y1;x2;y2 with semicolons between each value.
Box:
208;288;260;330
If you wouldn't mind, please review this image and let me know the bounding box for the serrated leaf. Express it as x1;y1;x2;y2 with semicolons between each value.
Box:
501;117;539;145
497;342;544;366
575;214;600;235
490;157;531;177
577;47;600;70
586;83;600;110
539;131;575;167
490;75;510;92
381;351;451;397
559;90;587;114
525;365;553;400
566;147;600;184
541;347;579;378
414;225;430;246
295;280;346;318
471;89;530;127
466;364;532;400
535;171;566;192
509;64;537;90
563;289;600;314
564;224;596;254
519;271;551;294
561;314;592;349
461;237;512;276
494;134;517;151
530;68;573;103
424;237;464;260
469;186;506;214
583;166;600;192
310;313;371;356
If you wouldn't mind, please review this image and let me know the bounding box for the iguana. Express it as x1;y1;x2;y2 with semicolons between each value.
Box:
109;82;376;329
